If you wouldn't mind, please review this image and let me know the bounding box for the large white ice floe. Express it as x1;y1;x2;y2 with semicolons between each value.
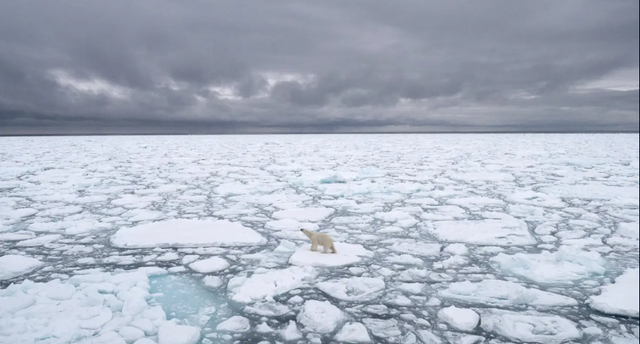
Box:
110;219;266;248
227;266;317;303
426;218;536;246
480;309;581;343
438;279;578;307
437;305;480;332
316;277;386;301
289;242;373;267
0;268;201;344
188;257;230;273
588;268;639;318
297;300;344;333
0;254;43;280
490;245;606;285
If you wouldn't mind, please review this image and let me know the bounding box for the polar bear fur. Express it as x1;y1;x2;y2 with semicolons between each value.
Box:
300;228;337;254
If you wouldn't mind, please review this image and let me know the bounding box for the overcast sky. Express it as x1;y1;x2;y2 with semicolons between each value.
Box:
1;0;638;134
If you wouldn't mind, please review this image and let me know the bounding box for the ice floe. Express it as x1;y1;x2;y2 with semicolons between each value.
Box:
438;279;578;307
227;266;317;303
426;218;536;246
289;242;373;267
0;255;43;280
316;277;386;301
480;309;582;343
490;245;606;284
111;219;266;248
588;268;639;318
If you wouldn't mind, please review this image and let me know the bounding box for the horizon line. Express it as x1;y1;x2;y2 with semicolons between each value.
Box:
1;130;638;137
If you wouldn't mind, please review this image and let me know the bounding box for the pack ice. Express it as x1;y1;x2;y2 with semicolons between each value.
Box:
1;134;638;344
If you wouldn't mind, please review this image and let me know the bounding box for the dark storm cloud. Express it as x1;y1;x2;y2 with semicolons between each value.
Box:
0;0;638;134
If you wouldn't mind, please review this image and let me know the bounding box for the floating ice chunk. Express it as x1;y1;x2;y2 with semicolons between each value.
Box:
39;205;83;217
490;246;606;285
203;276;223;288
129;211;164;222
443;243;468;255
427;219;535;246
386;254;423;265
617;221;639;239
281;320;302;341
256;322;274;333
111;219;266;248
385;294;412;306
397;283;424;294
216;316;250;332
480;309;581;343
157;322;200;344
416;330;442;344
437;306;479;332
506;190;565;208
265;219;318;240
447;197;504;210
289;242;373;267
188;257;229;273
438;280;577;307
362;318;401;338
335;322;372;343
244;301;292;317
156;252;180;261
273;239;298;253
297;300;344;333
0;231;35;241
539;184;639;200
0;254;43;280
316;277;386;301
388;240;441;257
15;234;62;246
374;210;414;223
451;172;514;182
228;266;317;303
272;207;335;222
588;268;639;318
119;326;145;343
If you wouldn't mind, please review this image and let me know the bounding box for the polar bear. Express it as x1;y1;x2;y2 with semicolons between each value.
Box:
300;228;337;254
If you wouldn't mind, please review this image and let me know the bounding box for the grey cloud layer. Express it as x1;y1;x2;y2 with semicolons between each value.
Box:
0;0;638;134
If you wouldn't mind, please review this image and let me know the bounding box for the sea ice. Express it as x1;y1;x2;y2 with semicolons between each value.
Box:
281;320;302;341
335;322;372;343
316;277;386;301
215;316;251;332
289;242;373;267
490;246;606;284
227;266;317;303
362;318;401;338
438;280;578;307
437;306;480;332
387;240;441;257
427;219;535;246
272;207;335;222
480;309;582;343
188;257;230;273
111;219;266;248
15;234;62;247
0;254;43;280
157;322;201;344
297;300;344;333
588;268;639;318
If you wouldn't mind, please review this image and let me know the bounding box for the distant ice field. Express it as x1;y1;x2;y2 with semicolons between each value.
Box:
0;133;638;344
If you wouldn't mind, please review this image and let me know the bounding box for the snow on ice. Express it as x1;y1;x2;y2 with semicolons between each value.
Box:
110;219;266;248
